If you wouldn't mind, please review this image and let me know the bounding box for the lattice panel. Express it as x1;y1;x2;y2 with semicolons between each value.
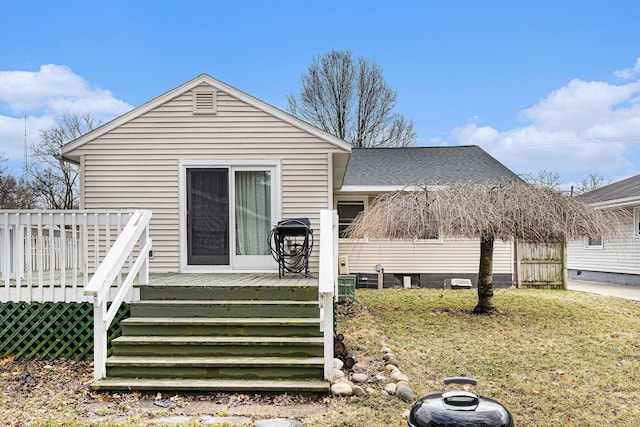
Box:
0;302;129;360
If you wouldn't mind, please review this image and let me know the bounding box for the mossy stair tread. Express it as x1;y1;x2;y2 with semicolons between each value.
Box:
106;355;324;367
113;336;323;345
133;300;318;306
91;377;330;392
121;317;320;325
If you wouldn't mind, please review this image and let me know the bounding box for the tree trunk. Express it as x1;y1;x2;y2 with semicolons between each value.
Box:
474;235;495;313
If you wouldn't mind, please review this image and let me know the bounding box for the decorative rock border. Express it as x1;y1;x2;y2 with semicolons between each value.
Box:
330;343;415;402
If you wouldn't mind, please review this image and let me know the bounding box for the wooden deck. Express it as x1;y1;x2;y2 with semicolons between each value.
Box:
146;272;318;287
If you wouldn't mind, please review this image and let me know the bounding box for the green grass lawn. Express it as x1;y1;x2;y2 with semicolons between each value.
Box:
304;288;640;427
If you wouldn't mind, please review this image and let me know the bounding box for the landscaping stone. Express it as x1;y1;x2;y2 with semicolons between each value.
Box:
351;373;368;383
381;346;392;354
352;361;370;373
352;385;366;396
384;364;397;371
391;370;409;382
382;353;399;366
375;374;387;381
333;358;344;370
384;383;397;395
395;384;415;402
332;369;345;380
366;387;378;395
333;377;351;385
331;382;353;396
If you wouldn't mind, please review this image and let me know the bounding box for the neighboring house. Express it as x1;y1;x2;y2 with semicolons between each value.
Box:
336;146;520;288
567;174;640;286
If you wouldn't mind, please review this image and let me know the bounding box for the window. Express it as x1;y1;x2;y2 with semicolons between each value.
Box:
336;200;365;238
635;207;640;237
586;236;603;249
192;89;217;114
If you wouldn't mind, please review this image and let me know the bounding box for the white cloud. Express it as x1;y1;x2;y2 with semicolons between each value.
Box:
450;59;640;182
0;65;132;162
615;57;640;81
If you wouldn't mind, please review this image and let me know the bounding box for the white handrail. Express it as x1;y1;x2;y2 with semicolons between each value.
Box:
85;209;152;380
319;209;338;380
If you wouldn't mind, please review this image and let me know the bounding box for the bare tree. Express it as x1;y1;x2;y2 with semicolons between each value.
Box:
288;50;417;148
0;154;36;208
521;170;562;190
29;114;101;209
573;173;608;195
348;181;629;313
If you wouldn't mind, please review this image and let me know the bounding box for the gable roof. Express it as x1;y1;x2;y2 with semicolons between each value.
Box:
581;173;640;207
341;145;519;189
61;73;351;160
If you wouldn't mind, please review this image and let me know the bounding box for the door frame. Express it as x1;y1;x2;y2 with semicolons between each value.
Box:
179;159;281;273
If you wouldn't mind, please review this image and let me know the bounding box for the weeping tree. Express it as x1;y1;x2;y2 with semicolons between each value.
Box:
347;180;629;313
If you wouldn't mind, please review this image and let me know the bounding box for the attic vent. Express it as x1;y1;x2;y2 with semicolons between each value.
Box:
192;90;217;114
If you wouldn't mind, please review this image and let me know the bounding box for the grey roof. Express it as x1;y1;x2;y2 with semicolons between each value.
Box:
581;173;640;203
342;145;519;186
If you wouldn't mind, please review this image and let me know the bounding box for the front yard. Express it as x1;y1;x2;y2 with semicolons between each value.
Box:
1;287;638;426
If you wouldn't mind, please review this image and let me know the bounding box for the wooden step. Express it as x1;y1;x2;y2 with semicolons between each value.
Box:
111;336;324;357
105;356;325;380
141;284;319;301
121;317;322;337
91;377;330;393
130;299;319;318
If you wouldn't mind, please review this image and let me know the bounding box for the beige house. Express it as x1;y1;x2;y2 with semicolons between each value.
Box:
61;74;519;287
62;74;351;275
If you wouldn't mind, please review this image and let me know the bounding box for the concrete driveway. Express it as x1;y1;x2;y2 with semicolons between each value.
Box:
567;279;640;302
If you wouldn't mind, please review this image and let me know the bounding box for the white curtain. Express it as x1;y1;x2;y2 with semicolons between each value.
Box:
235;171;271;255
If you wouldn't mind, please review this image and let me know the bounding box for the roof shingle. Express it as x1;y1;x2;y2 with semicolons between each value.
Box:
342;145;519;186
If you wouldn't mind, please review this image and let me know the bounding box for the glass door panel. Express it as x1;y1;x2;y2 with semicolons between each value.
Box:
187;168;229;265
233;169;274;269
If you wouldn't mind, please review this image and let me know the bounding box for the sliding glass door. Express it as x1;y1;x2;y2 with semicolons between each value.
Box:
186;166;276;269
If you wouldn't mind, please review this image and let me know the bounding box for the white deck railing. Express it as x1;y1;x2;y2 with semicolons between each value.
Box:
0;210;145;303
84;209;152;380
319;209;339;381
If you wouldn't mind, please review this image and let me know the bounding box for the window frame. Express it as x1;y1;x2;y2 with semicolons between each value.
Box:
335;198;368;241
585;236;604;249
634;207;640;238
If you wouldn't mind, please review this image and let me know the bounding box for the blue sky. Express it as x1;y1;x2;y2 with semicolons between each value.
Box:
2;0;640;186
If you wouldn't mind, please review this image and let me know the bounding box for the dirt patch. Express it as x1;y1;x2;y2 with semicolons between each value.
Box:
0;358;328;426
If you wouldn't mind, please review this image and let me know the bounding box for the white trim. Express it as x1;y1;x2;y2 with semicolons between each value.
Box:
338;184;444;193
590;196;640;209
634;207;640;238
178;159;281;273
62;74;351;159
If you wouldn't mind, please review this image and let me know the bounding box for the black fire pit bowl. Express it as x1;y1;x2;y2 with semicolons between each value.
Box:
408;377;515;427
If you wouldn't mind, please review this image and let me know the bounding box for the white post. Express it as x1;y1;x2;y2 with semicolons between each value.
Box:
319;209;336;381
93;295;108;380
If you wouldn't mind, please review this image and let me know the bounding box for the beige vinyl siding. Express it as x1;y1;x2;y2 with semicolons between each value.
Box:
73;84;343;273
339;238;513;275
567;213;640;275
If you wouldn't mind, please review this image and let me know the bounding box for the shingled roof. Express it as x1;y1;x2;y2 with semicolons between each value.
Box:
581;173;640;204
342;145;519;186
